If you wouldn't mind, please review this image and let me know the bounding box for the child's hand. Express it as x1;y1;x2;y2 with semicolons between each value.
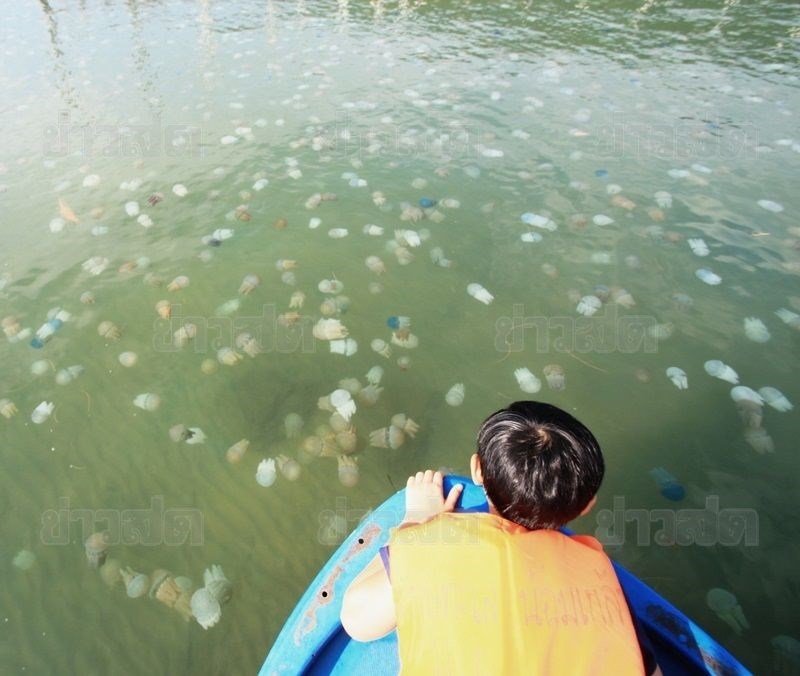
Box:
401;470;463;525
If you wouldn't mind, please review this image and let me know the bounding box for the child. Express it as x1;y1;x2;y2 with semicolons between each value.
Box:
341;401;659;675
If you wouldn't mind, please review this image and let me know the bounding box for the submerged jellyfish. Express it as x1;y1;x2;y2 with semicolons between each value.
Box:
758;387;793;412
706;588;749;635
666;367;688;390
84;532;110;568
255;458;277;487
467;283;494;305
445;383;465;407
284;413;304;439
703;360;739;384
370;425;405;449
121;567;150;598
543;364;566;391
688;238;709;257
772;635;800;674
744;317;771;343
191;565;232;630
330;389;356;422
515;368;541;394
648;468;685;501
576;295;602;317
696;268;722;285
226;439;249;464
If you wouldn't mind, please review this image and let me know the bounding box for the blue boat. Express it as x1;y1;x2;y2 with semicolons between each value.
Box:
260;477;750;675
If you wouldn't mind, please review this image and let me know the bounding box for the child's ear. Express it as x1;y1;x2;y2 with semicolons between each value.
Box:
470;453;483;485
579;495;598;517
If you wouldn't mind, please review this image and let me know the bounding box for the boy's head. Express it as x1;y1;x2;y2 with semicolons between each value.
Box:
471;401;604;530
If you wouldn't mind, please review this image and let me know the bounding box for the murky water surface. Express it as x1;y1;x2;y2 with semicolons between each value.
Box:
0;1;798;673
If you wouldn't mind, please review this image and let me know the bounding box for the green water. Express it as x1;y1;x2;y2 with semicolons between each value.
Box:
1;0;799;673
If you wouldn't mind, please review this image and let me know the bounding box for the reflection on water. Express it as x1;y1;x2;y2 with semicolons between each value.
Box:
0;0;798;673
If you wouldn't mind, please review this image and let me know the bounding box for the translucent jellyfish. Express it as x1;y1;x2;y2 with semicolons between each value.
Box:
706;588;749;635
521;232;543;243
330;389;356;422
370;338;392;358
365;256;385;274
190;588;221;630
124;201;140;217
289;291;305;309
313;319;348;341
521;213;556;231
363;224;384;236
255;458;277;487
56;364;83;385
31;401;55;424
397;356;412;370
592;214;614;226
703;360;739;384
391;331;419;349
758;387;793;412
666;367;688;390
235;333;261;358
654;191;673;208
370;425;405;449
84;532;110;569
173;323;197;348
172;184;188;197
696;269;722;285
121;567;150;598
284;414;304;439
648;468;685;501
744;427;774;454
515;368;542;394
775;308;800;330
757;199;783;213
167;275;190;292
82;256;109;276
100;559;122;588
771;635;800;674
467;283;494;305
391;414;420;437
155;300;171;320
576;295;602;317
365;366;383;386
0;398;18;419
118;352;138;368
253;178;269;191
543;364;565;390
217;347;243;366
329;228;349;239
133;394;161;412
277;455;302;481
338;456;359;488
688;238;709;257
226;439;249;464
611;288;635;308
239;274;261;295
744;317;770;343
357;384;384;406
445;383;465;407
12;549;35;571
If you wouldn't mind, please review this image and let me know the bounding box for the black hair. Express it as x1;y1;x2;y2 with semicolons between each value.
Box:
476;401;604;530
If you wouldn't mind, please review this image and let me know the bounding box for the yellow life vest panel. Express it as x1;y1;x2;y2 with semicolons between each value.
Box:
388;512;645;676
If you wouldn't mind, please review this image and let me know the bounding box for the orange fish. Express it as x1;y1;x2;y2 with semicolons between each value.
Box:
58;198;80;223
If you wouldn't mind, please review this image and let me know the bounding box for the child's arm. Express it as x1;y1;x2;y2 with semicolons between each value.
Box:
341;470;463;642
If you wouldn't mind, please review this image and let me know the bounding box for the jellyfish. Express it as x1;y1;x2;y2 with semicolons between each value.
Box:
688;238;709;256
124;201;140;217
289;291;305;309
239;274;261;295
592;214;614;226
365;366;383;386
363;224;384;236
12;549;35;571
744;317;771;343
84;532;110;569
313;319;348;341
338;456;359;487
217;299;241;316
543;365;566;391
446;384;465;407
150;569;192;621
391;414;420;437
648;468;685;501
54;365;84;385
328;228;348;239
100;558;122;588
521;213;556;231
167;275;190;292
226;439;249;464
706;588;749;635
515;368;542;394
330;389;356;422
610;195;636;211
191;566;232;630
365;256;386;274
121;567;150;599
772;635;800;674
172;184;188;197
370;338;392;358
256;458;277;487
217;347;243;366
370;425;405;449
133;393;161;412
277;455;302;481
391;332;419;349
395;230;421;248
31;401;54;424
576;295;602;317
696;269;722;285
235;333;261;358
97;321;121;340
330;338;358;356
279;413;302;440
666;367;688;390
0;398;18;419
775;308;800;330
393;246;413;265
758;387;793;412
703;360;739;384
757;199;783;213
611;288;635;308
467;283;494;305
744;427;774;454
173;323;197;348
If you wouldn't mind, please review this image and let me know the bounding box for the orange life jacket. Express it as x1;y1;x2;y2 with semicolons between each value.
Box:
388;512;645;676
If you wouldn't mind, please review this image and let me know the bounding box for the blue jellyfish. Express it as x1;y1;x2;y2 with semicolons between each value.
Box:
649;468;685;501
419;198;436;209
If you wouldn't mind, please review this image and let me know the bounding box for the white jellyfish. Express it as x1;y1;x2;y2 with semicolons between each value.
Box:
744;317;770;343
31;401;55;424
255;458;277;487
370;338;392;358
758;387;793;412
703;360;739;384
330;389;356;422
133;393;161;412
521;213;556;231
330;338;358;357
688;238;709;256
543;364;566;391
592;214;614;226
775;308;800;330
654;191;672;208
514;368;541;394
666;367;688;390
757;199;783;213
55;365;84;385
706;588;749;635
576;295;602;317
365;366;384;385
696;269;722;285
467;283;494;305
445;384;465;407
743;427;774;454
